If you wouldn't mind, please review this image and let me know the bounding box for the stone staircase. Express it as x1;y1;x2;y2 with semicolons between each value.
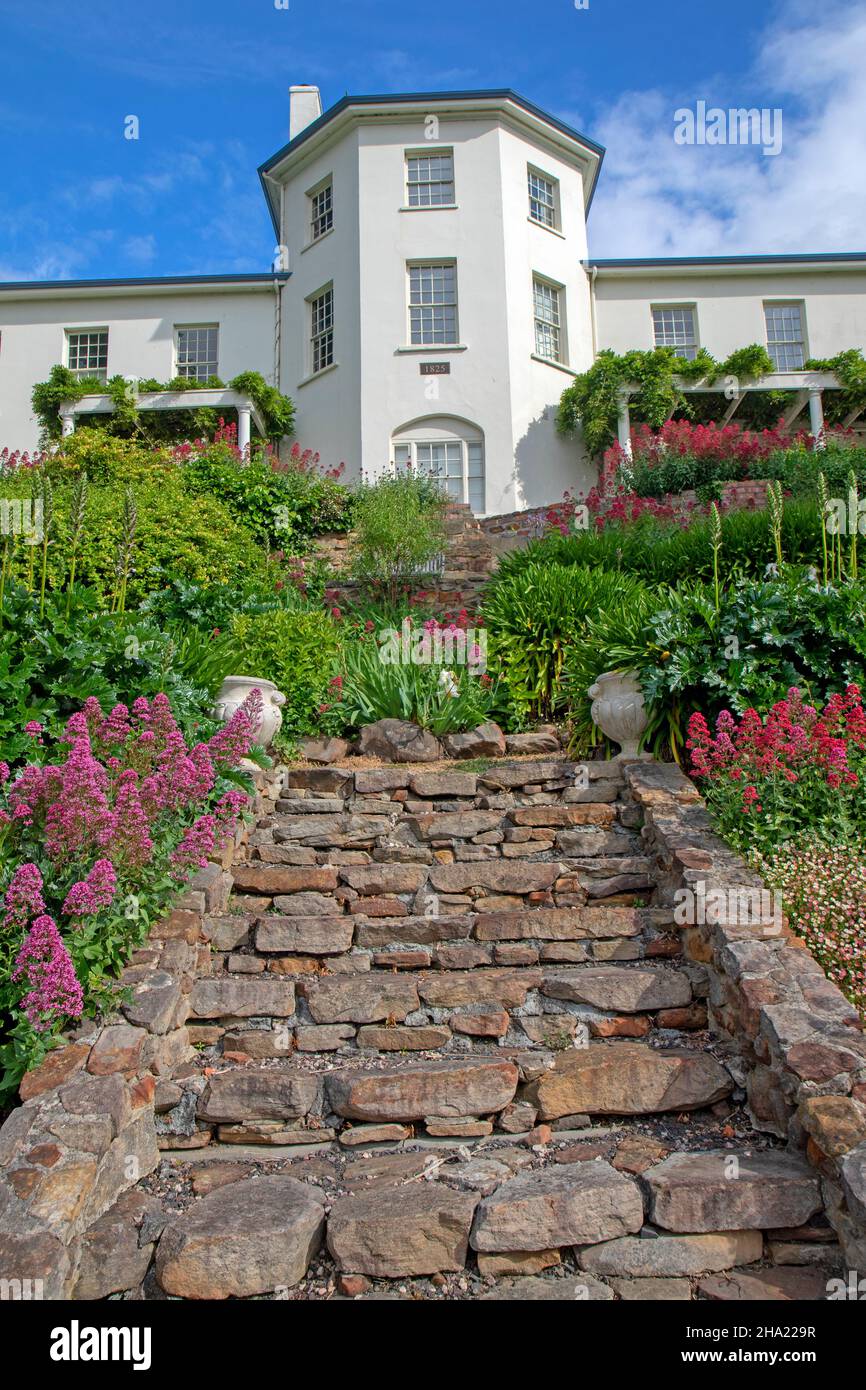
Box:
131;756;842;1299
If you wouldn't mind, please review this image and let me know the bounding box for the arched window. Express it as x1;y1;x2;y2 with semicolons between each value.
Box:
391;416;485;514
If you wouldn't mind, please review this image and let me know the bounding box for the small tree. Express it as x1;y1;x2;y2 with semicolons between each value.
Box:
349;473;447;606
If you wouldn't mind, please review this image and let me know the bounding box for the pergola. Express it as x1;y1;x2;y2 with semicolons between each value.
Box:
615;370;851;455
58;387;266;453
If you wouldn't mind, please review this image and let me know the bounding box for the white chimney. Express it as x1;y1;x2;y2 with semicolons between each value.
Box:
289;85;323;140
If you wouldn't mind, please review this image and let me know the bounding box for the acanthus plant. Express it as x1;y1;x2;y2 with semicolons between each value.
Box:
0;688;263;1099
686;684;866;855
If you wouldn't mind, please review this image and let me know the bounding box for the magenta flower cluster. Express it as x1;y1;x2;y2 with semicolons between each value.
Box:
0;689;260;1034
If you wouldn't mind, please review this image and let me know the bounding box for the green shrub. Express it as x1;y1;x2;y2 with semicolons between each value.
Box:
229;609;341;739
494;502;824;587
482;561;651;723
183;442;351;551
0;585;223;765
0;468;268;606
349;474;447;605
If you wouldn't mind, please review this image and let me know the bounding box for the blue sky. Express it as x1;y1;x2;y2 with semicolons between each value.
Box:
0;0;863;280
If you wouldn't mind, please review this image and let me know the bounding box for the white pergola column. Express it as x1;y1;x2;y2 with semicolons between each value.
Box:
808;388;825;446
616;390;633;458
237;406;251;457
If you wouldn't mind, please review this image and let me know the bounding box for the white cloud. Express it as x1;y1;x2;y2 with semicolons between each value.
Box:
584;0;866;256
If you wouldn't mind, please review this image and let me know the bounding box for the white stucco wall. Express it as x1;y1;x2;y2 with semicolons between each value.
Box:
593;267;866;361
0;283;279;453
275;108;597;513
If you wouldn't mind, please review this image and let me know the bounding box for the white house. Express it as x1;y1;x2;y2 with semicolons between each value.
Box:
2;86;866;514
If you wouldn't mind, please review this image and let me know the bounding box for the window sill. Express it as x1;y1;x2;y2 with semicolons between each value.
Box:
302;227;335;254
531;353;576;376
395;344;467;355
528;216;566;240
298;362;339;387
399;203;459;213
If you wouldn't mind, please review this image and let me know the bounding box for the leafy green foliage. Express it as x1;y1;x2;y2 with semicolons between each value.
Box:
229;609;342;739
492;502;824;587
349;474;447;605
557;344;776;456
0;585;225;766
481;561;651;723
338;639;497;734
31;365;295;442
0;467;268;607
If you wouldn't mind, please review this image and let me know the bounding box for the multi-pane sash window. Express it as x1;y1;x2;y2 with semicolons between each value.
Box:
765;303;806;371
67;329;108;381
175;326;219;381
310;287;334;373
533;278;562;361
310;182;333;240
652;306;698;361
406;151;454;207
528;169;557;228
394;437;485;513
409;263;458;345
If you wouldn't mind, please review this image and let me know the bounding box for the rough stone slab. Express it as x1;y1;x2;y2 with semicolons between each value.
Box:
326;1058;518;1122
610;1277;692;1300
255;916;354;955
474;906;640;942
339;865;428;896
294;1025;356;1052
418;968;541;1008
354;769;410;792
19;1043;91;1100
471;1162;643;1252
579;1230;763;1277
197;1069;319;1122
478;762;568;788
355;916;473;948
698;1267;831;1301
429;861;563;894
338;1124;412;1147
511;805;616;828
409;773;477;797
542;967;692;1014
74;1190;160;1299
155;1175;325;1298
408;811;503;841
304;975;419;1024
190;977;296;1019
528;1044;732;1119
476;1248;561;1276
327;1185;479;1276
231;865;339;895
645;1150;822;1233
480;1274;613;1300
121;970;186;1035
356;1025;451;1051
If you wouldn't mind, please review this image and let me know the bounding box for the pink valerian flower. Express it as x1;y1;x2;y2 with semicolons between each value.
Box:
25;721;44;741
62;859;118;919
0;762;9;785
98;769;154;869
170;814;218;878
94;702;133;752
12;914;83;1030
44;734;111;866
207;689;264;765
2;863;46;932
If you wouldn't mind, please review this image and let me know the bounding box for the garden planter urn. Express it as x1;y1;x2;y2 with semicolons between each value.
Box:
213;677;286;748
588;670;649;759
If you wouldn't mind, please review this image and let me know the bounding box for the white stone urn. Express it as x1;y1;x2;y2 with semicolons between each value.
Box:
587;669;649;759
212;677;286;748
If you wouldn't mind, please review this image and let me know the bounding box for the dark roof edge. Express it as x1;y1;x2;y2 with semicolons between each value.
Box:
258;89;605;178
0;272;290;293
585;253;866;269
